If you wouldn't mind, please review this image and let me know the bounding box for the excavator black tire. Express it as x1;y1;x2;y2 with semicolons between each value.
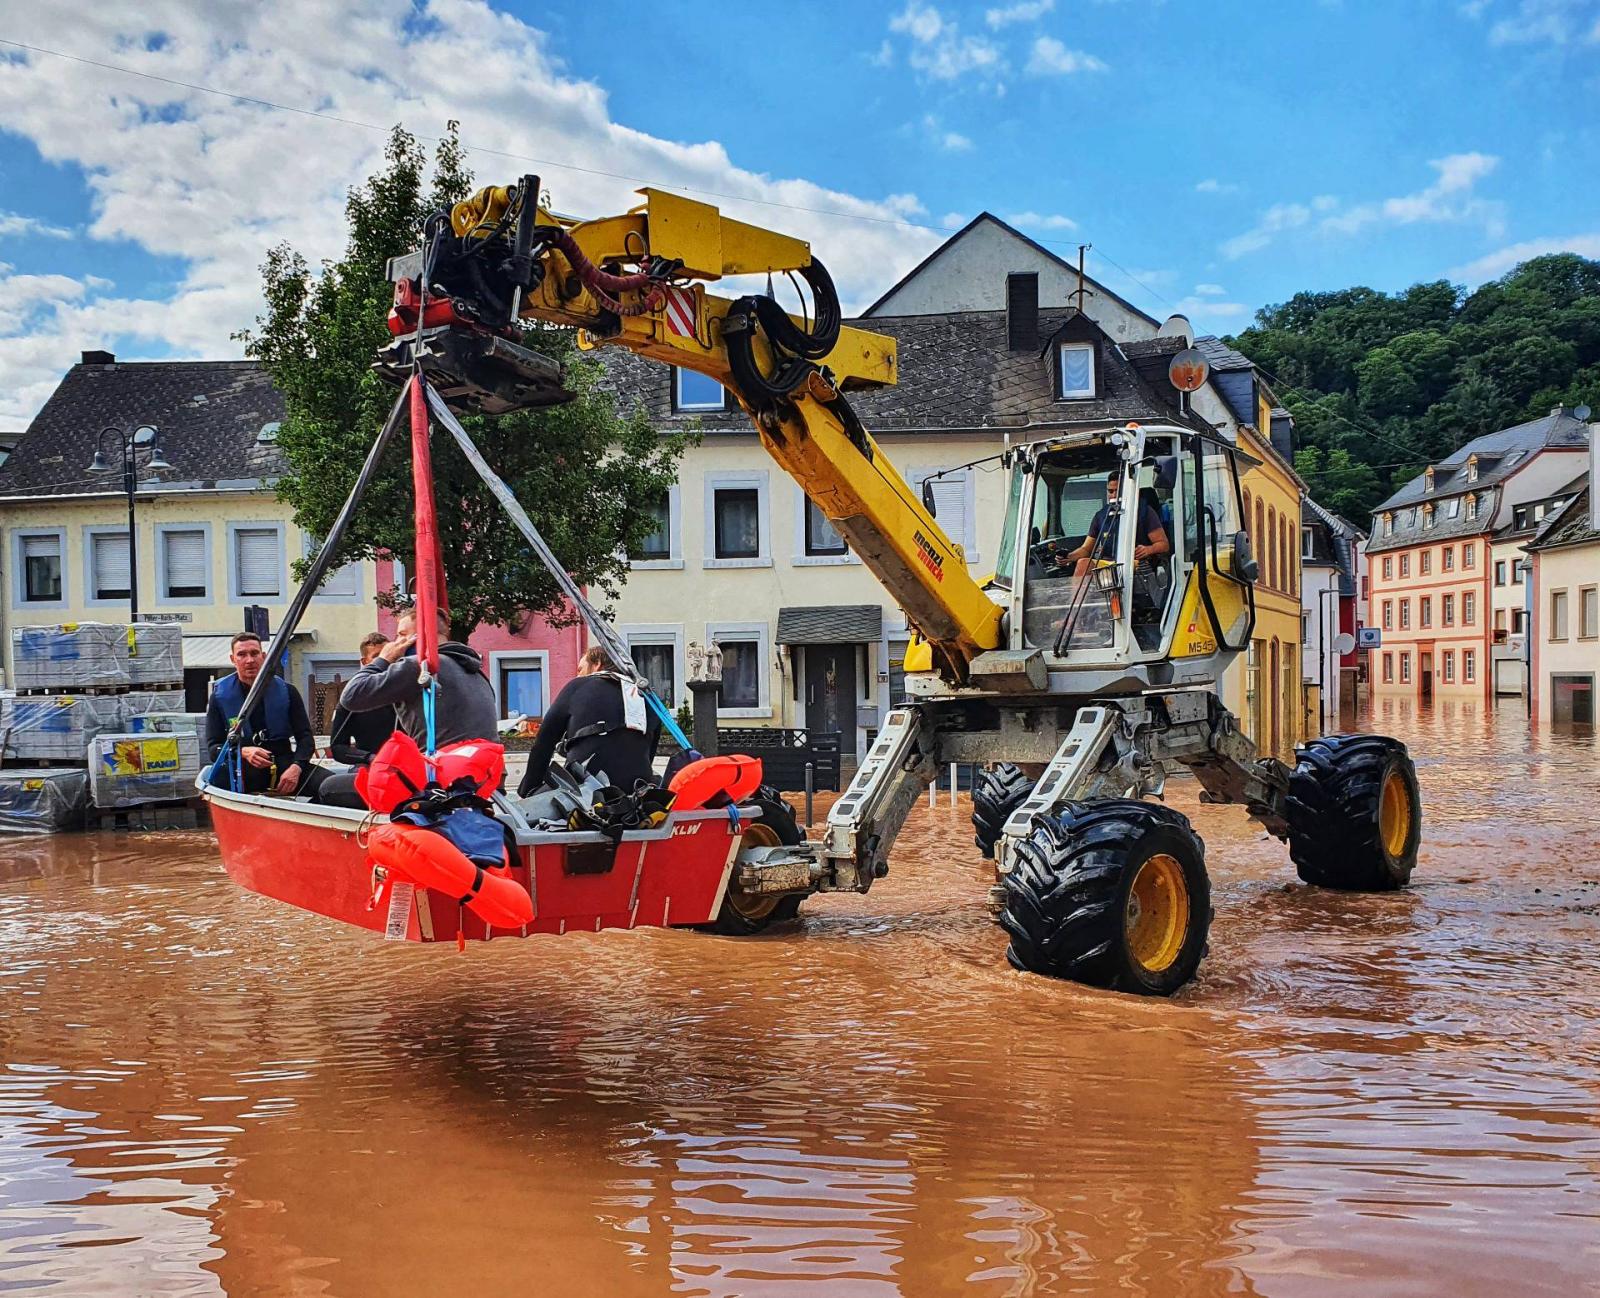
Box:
699;786;806;936
1286;735;1421;891
999;799;1210;996
972;763;1034;859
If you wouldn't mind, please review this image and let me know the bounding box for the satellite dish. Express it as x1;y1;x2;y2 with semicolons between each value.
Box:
1575;404;1592;421
1333;632;1357;656
1157;313;1194;345
1169;347;1209;392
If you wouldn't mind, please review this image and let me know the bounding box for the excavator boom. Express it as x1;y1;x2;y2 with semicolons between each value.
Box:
380;178;1003;680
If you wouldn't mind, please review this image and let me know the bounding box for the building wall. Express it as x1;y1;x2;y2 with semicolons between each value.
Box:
1530;540;1600;725
1367;534;1490;700
1301;563;1343;728
865;219;1153;341
3;489;384;703
1222;419;1303;759
1488;537;1532;695
610;431;1006;756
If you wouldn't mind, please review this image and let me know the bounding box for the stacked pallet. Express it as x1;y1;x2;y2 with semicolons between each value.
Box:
0;768;90;833
2;623;199;817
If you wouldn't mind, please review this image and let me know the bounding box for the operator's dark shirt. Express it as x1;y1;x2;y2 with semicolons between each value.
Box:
517;674;662;797
1088;500;1164;552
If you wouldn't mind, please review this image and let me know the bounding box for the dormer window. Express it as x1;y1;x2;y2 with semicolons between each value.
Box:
1447;497;1461;518
675;369;727;413
1465;493;1478;520
1423;503;1435;529
1382;512;1393;537
1466;454;1479;483
1424;466;1435;493
1056;342;1096;399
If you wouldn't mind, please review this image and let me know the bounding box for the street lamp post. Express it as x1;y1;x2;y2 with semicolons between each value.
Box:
88;424;172;624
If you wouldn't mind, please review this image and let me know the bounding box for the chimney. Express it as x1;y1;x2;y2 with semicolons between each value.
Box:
1006;272;1038;352
80;350;115;366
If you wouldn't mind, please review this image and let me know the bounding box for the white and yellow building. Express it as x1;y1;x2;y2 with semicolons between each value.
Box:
0;353;385;721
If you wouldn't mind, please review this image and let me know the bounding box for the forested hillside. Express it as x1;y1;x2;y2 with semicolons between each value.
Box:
1226;254;1600;521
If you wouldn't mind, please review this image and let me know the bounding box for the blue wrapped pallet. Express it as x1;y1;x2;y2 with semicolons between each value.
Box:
0;768;89;833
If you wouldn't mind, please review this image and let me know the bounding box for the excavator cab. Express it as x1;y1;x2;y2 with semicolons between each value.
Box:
988;423;1258;683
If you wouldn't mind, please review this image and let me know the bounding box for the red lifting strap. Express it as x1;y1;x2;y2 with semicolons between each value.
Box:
408;374;443;676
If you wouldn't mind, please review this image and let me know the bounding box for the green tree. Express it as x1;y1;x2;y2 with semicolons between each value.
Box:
1231;253;1600;521
240;125;691;640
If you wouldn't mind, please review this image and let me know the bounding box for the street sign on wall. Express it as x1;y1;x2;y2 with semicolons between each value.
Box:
1357;626;1382;649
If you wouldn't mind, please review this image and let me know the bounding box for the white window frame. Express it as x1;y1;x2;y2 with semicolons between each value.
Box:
227;521;286;603
303;533;365;603
620;623;685;708
82;523;134;609
674;369;727;413
1056;342;1095;399
1301;526;1315;559
1463;591;1476;625
1463;649;1476;683
155;522;213;606
630;483;683;570
793;488;857;567
1550;588;1570;642
488;650;551;720
703;470;772;569
1581;585;1599;641
706;619;771;718
909;466;979;565
11;526;68;610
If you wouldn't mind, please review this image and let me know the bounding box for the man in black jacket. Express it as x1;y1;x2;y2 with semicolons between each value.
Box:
326;632;396;764
204;632;316;794
518;646;660;797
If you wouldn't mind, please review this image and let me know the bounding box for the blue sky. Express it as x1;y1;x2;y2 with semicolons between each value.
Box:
1;0;1597;424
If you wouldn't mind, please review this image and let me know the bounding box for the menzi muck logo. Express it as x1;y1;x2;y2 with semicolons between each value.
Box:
913;530;945;582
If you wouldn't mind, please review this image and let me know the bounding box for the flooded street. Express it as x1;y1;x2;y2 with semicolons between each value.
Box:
3;701;1599;1297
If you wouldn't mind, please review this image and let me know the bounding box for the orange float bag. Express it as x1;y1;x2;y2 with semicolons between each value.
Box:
668;753;763;810
367;821;533;929
355;731;429;814
433;739;505;798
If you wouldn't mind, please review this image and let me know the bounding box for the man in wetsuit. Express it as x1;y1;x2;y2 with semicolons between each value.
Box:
517;646;661;798
204;631;316;794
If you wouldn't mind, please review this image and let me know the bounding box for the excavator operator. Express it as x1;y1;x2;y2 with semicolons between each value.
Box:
1056;472;1170;579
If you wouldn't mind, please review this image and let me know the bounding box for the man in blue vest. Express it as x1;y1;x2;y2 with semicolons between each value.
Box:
204;631;316;794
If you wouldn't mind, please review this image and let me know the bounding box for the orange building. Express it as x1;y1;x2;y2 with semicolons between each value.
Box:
1367;408;1590;702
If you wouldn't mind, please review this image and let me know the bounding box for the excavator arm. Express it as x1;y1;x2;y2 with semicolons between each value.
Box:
378;177;1003;682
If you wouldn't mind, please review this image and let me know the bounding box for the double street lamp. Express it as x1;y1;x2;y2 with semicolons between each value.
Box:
88;424;172;624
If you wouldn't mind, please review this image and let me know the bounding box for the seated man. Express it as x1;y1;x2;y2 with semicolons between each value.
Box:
1056;471;1170;579
517;646;661;798
313;607;499;808
326;631;396;764
205;631;316;795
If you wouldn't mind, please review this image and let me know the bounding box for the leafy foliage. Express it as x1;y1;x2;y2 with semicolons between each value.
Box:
1228;254;1600;520
240;125;690;640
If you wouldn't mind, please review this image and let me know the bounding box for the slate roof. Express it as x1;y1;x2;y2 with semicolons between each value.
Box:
1195;336;1256;372
1494;470;1589;541
598;308;1192;437
0;356;286;500
1302;496;1364;596
1526;485;1599;553
1374;408;1591;513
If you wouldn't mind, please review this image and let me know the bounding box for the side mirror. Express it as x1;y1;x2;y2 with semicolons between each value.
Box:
921;480;937;516
1231;530;1260;582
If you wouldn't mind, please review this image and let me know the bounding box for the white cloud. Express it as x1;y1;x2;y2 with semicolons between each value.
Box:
1025;35;1108;74
1193;283;1227;296
1194;178;1239;195
0;2;945;424
939;211;968;229
1222;155;1502;259
1005;209;1078;231
1448;231;1600;281
890;0;947;43
887;3;1006;82
919;113;973;152
1172;295;1252;322
0;212;74;239
868;39;894;67
1485;0;1600;44
985;0;1054;27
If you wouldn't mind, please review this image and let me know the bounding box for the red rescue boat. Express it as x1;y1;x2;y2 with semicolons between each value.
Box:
205;779;786;944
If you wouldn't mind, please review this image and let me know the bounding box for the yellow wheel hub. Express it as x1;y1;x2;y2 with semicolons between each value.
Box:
1379;768;1413;860
730;822;782;920
1124;853;1191;974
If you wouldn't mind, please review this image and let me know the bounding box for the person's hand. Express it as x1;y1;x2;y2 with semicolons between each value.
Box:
1054;549;1073;568
1134;544;1152;561
276;764;302;795
377;633;415;664
241;745;273;769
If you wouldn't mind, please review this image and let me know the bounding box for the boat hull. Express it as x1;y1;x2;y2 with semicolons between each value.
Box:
206;786;748;943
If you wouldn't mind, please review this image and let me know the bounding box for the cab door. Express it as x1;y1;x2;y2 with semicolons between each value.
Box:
1172;435;1256;658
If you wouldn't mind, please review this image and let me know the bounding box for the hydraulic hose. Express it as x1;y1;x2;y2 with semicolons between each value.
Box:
724;258;842;412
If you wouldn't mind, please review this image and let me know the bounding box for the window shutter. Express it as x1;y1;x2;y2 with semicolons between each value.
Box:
164;530;207;594
236;529;280;596
923;471;970;557
21;534;59;563
93;533;131;596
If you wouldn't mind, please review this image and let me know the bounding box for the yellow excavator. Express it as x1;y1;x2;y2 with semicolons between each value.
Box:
375;176;1423;996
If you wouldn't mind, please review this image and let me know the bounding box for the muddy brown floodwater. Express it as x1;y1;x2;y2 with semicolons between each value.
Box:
3;701;1600;1297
